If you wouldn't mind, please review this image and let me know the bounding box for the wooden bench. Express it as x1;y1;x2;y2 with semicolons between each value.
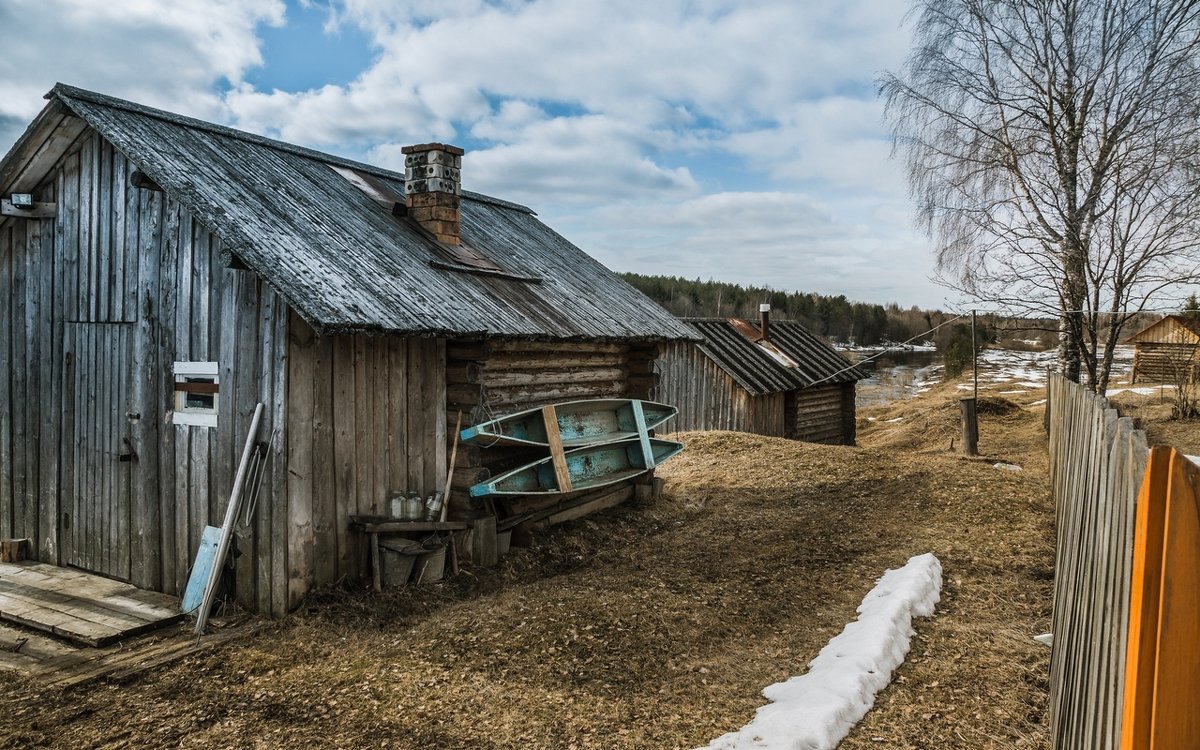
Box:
349;517;471;592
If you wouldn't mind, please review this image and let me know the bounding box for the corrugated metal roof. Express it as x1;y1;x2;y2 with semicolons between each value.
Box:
685;318;866;395
36;84;695;342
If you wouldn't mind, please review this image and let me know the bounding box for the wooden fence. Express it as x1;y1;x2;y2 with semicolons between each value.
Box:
1047;374;1200;749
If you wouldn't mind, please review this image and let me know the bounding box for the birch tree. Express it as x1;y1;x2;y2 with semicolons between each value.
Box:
882;0;1200;391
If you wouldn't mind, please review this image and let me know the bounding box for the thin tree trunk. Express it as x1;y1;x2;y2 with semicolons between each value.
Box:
1060;237;1088;383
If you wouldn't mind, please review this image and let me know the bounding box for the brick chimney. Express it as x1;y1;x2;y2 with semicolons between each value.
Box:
402;143;464;245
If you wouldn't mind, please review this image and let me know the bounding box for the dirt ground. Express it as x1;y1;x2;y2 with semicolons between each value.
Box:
0;381;1063;749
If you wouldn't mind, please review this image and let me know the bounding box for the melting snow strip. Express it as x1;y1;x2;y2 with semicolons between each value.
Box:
1105;386;1173;396
698;553;942;750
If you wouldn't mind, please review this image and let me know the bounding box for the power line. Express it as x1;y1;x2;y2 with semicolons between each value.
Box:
809;313;970;387
959;307;1193;316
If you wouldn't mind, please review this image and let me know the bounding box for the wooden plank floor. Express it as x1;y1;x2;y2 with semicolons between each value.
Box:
0;617;265;688
0;562;182;647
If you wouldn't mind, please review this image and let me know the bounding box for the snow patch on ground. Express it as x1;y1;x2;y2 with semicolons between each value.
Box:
1029;399;1047;407
1105;386;1172;397
698;554;943;750
1187;455;1200;466
993;462;1023;472
837;341;937;353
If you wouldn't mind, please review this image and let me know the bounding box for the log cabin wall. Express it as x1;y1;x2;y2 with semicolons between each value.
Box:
786;383;856;445
444;339;658;521
1130;343;1200;384
0;130;292;616
652;341;787;436
1125;316;1200;384
285;316;446;602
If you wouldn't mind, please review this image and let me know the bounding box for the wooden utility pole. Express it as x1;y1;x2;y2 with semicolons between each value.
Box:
961;310;979;455
960;396;979;456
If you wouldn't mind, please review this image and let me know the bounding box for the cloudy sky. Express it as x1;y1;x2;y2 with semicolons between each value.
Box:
0;0;953;309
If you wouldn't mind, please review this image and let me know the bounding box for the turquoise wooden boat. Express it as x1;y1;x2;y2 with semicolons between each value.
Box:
469;437;684;497
460;399;677;448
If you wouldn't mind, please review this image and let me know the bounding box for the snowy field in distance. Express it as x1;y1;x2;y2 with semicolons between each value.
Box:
855;345;1135;406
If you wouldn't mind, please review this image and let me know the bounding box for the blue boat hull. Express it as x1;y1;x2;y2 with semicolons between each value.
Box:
460;398;677;448
470;437;684;497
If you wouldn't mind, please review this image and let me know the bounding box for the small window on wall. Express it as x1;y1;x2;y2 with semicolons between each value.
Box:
173;361;219;427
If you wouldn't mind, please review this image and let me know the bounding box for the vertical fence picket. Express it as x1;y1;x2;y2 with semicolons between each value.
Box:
1047;375;1147;750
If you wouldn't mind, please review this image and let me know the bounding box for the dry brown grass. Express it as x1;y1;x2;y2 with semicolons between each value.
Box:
1105;388;1200;456
0;403;1058;749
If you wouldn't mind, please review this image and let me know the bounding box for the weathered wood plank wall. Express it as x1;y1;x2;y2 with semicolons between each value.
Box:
1047;373;1148;750
0;129;291;615
445;339;656;523
286;316;446;601
787;384;856;445
1130;342;1199;385
0;175;59;558
1129;317;1200;384
653;341;786;437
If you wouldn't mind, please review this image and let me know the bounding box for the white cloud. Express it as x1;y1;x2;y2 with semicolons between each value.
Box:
0;0;283;148
222;0;911;141
541;190;944;307
0;0;947;306
724;97;906;196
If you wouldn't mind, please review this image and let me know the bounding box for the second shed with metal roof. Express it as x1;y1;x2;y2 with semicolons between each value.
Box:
653;309;867;444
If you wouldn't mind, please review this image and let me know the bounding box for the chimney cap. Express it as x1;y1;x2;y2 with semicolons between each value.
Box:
759;303;771;313
401;142;465;156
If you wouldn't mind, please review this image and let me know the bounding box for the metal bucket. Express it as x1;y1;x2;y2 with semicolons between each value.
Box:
415;544;447;583
379;538;422;588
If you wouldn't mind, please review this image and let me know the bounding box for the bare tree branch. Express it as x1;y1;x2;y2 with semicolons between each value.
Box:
882;0;1200;391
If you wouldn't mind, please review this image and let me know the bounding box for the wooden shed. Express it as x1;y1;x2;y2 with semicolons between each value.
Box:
654;312;866;444
0;84;694;616
1124;315;1200;385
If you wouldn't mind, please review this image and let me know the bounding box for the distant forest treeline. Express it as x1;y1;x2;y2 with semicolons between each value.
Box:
621;274;1177;367
621;272;964;347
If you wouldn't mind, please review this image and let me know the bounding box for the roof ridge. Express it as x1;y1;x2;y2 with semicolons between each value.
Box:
49;83;533;214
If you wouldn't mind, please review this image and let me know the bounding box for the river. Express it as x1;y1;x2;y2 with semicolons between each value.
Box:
845;346;1135;407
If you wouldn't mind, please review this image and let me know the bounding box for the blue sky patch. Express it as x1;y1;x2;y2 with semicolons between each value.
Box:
244;1;376;92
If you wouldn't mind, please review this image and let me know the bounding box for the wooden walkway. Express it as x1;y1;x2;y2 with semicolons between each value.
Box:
0;562;182;647
0;618;265;689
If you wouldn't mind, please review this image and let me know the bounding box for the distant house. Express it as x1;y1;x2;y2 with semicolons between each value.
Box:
1124;315;1200;384
0;84;694;616
654;309;867;444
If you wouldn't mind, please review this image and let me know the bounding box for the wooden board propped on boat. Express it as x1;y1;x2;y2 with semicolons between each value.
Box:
0;562;182;647
460;399;677;448
632;400;655;470
469;437;684;497
543;405;573;493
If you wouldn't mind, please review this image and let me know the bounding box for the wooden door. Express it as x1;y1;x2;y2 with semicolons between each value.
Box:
60;322;135;580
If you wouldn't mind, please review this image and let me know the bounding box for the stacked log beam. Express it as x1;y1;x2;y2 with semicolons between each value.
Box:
444;339;662;540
